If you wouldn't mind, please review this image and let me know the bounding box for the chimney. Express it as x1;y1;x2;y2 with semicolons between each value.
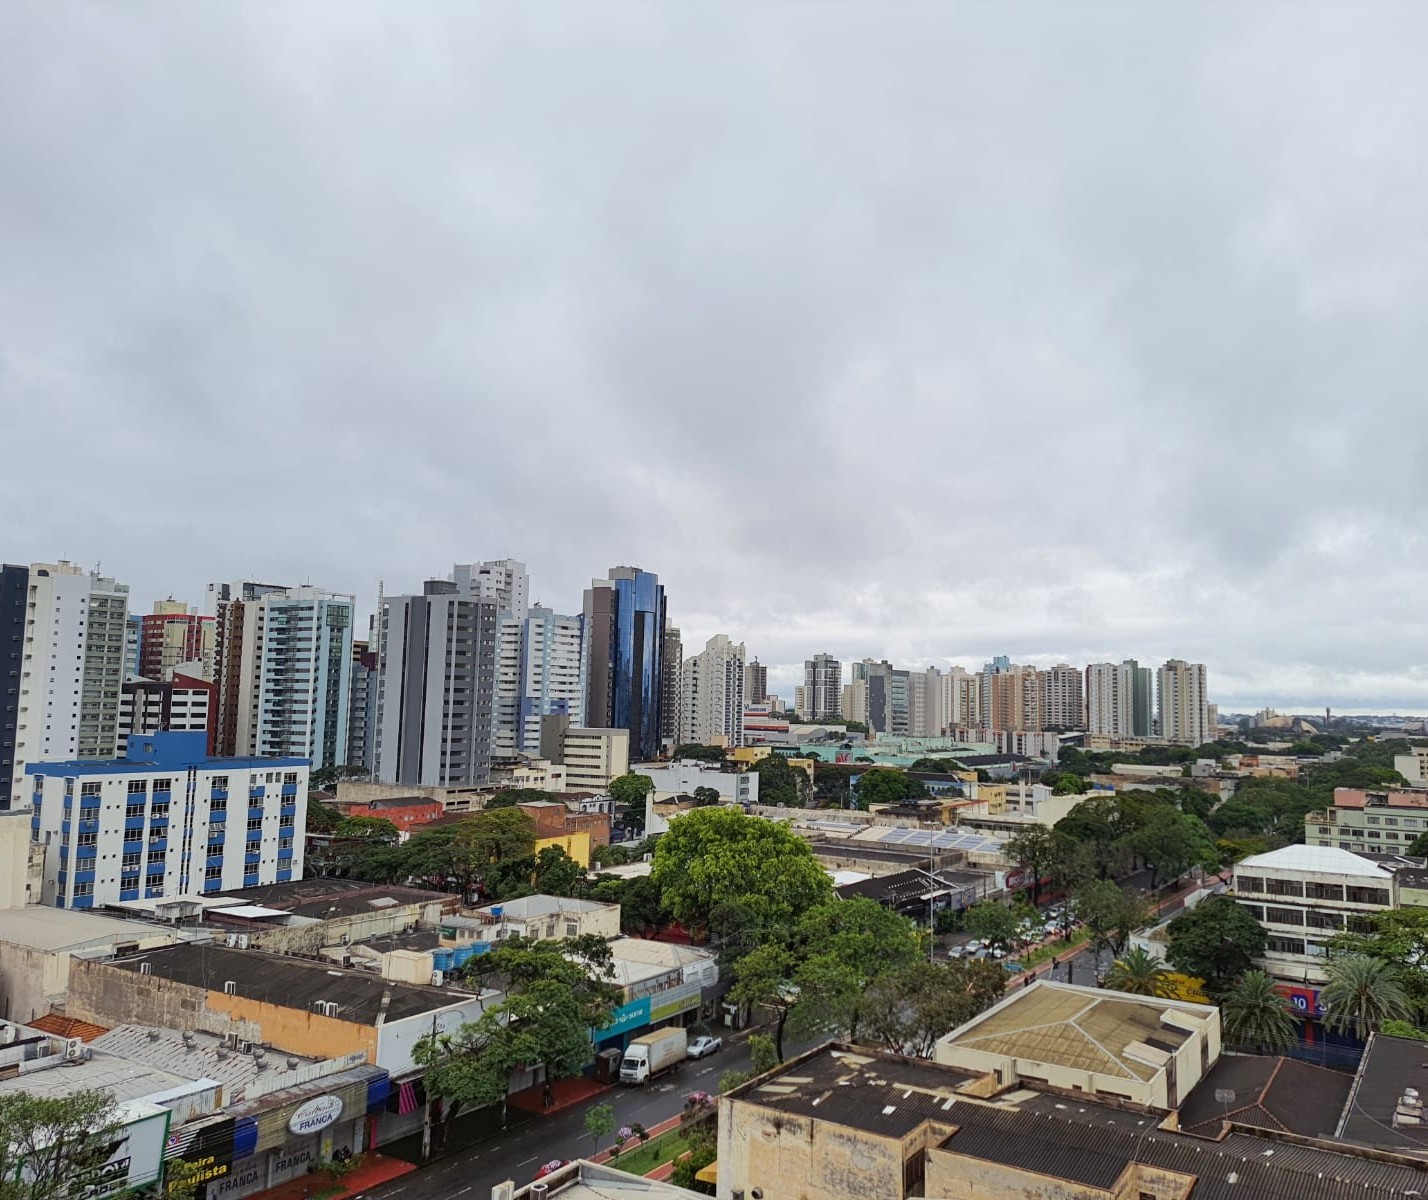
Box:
146;1028;160;1042
182;1031;196;1051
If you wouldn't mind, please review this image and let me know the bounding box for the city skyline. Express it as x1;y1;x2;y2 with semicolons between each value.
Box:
6;8;1428;714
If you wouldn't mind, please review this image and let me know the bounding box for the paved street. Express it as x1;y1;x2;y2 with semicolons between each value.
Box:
364;1035;778;1197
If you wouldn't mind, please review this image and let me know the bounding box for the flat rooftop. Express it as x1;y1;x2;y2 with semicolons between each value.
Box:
0;906;180;951
471;894;614;919
1339;1033;1428;1156
214;878;453;919
108;943;485;1022
731;1044;981;1137
938;981;1212;1082
91;1024;323;1090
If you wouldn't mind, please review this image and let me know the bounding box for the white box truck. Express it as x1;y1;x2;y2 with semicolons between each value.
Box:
619;1027;687;1085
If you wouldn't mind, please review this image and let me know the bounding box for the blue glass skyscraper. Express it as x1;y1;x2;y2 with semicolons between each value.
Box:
583;566;667;760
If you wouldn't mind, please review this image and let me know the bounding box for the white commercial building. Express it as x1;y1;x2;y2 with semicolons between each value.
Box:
452;558;529;615
27;731;309;909
11;563;130;799
679;634;745;747
635;760;758;805
1233;844;1395;987
909;667;944;738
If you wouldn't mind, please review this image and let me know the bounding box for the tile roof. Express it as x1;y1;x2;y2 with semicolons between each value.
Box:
90;1024;321;1088
1178;1055;1354;1140
28;1013;109;1042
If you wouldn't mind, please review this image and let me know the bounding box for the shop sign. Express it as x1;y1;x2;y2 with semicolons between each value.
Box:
596;996;650;1040
288;1095;343;1136
208;1160;262;1200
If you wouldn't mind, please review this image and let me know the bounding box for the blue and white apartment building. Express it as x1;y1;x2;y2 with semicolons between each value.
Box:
27;731;309;909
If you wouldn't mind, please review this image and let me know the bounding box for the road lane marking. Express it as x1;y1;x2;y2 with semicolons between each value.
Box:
517;1156;537;1167
454;1187;472;1195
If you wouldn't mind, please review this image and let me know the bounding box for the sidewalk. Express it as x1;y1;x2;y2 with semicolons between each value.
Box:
508;1076;611;1115
242;1153;415;1200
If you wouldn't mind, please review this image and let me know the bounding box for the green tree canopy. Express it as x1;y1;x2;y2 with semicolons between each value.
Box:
860;959;1007;1057
1073;878;1150;958
1002;825;1064;905
1103;946;1175;998
692;786;722;807
304;799;341;835
753;753;808;807
0;1089;120;1200
671;744;726;762
1129;806;1220;888
652;807;832;931
1320;955;1413;1040
853;767;926;809
1221;970;1297;1052
1329;906;1428;1019
333;815;401;842
1166;896;1267;992
963;901;1019;948
608;773;655;831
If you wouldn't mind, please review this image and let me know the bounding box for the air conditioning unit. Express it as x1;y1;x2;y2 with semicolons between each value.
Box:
64;1038;84;1061
0;1026;17;1046
235;934;249;950
430;970;445;987
225;933;238;948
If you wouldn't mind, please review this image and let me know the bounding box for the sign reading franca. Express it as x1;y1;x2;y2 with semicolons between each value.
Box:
287;1096;344;1136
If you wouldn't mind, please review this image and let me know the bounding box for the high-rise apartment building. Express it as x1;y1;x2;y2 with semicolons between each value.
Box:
660;622;682;743
0;565;27;806
1158;659;1210;746
909;667;944;737
939;668;980;730
802;654;843;720
744;658;768;707
123;614;142;681
11;563;129;799
494;606;585;756
347;641;379;774
209;585;354;769
1085;659;1155;737
451;559;529;615
978;656;1013;727
583;567;666;760
375;583;500;787
138;601;215;683
860;660;910;735
841;679;869;726
27;731;308;907
1037;664;1084;730
679;634;746;747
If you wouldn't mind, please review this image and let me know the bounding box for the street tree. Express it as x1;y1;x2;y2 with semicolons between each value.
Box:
1130;806;1220;889
1073;879;1149;960
1221;970;1297;1052
651;807;832;931
861;959;1006;1057
304;799;341;835
1103;947;1175;998
0;1090;120;1200
1329;906;1428;1018
532;845;584;896
333;815;400;842
1165;896;1266;994
1002;826;1062;906
853;768;926;809
692;786;722;807
963;901;1019;948
1320;955;1413;1040
584;1102;616;1157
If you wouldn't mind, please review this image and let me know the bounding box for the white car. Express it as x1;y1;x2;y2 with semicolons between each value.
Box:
687;1035;723;1060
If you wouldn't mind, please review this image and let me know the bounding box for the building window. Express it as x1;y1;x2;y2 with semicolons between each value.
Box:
153;778;172;791
283;772;298;785
246;817;262;831
211;798;226;813
80;781;101;797
75;832;97;847
1265;906;1305;925
1368;816;1381;824
151;804;169;820
1267;935;1305;955
204;866;222;881
211;776;228;788
74;882;94;898
1305;882;1345;901
1236;875;1264;893
127;779;147;795
1264;878;1304;898
1346;886;1391;905
124;803;145;820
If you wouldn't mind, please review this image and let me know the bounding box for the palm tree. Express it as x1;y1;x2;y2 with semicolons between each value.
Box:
1103;947;1175;998
1221;970;1297;1052
1321;955;1412;1039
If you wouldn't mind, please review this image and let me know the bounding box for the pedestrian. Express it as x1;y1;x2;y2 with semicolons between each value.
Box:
543;1080;555;1109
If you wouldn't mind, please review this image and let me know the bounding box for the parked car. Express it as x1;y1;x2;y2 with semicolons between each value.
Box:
687;1035;723;1060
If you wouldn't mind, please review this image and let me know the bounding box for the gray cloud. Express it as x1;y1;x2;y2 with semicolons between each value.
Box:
3;3;1428;713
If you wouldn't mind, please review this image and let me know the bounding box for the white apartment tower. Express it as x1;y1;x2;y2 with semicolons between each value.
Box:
680;635;746;747
12;563;129;797
494;606;586;757
1038;664;1084;730
1158;659;1210;746
940;668;981;730
452;559;529;616
909;667;944;737
803;654;842;720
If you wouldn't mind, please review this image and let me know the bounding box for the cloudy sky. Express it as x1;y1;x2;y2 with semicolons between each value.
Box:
3;4;1427;713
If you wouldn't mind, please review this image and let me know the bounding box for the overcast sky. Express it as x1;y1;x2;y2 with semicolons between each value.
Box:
3;5;1427;713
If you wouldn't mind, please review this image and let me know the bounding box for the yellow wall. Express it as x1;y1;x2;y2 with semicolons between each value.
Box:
536;830;592;868
729;746;773;767
208;991;377;1062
